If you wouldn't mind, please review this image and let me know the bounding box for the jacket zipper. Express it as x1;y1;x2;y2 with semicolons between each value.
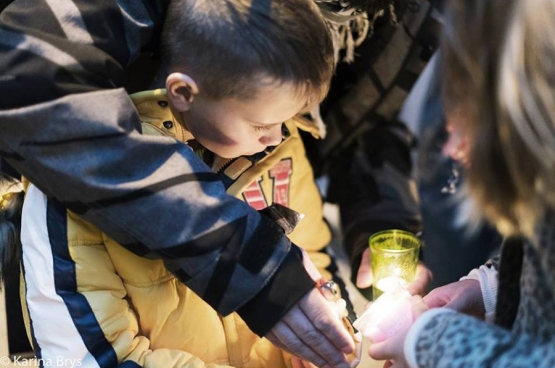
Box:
214;158;235;174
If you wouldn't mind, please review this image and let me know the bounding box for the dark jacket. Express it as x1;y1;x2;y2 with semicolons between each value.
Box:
0;0;312;336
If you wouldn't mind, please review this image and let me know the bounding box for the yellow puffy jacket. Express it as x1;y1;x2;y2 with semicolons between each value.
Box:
21;90;332;368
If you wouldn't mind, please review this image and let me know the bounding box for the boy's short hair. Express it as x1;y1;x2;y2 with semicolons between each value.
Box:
162;0;334;109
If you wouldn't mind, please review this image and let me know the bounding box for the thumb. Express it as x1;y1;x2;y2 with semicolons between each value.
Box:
423;289;451;309
356;248;373;288
442;297;468;312
409;295;428;320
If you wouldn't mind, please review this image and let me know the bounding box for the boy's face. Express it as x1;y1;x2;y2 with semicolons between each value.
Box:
179;82;307;159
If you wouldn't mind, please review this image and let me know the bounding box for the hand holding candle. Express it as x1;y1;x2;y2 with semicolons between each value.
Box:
352;231;424;366
364;294;429;366
353;286;413;343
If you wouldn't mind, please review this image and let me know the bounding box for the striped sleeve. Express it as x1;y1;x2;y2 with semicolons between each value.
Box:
0;0;313;334
20;185;234;368
0;0;164;108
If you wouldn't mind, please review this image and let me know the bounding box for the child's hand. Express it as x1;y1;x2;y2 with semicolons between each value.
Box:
290;356;318;368
423;279;485;319
367;296;428;366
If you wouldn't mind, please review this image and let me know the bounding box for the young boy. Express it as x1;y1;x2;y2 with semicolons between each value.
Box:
20;0;358;367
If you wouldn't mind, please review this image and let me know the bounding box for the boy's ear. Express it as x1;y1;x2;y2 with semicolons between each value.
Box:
166;72;199;111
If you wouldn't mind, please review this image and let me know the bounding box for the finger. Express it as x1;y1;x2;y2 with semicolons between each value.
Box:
297;289;355;354
268;290;353;368
270;320;328;367
284;315;350;368
290;356;303;368
278;294;352;368
423;288;450;309
368;339;394;361
301;360;319;368
290;357;320;368
290;356;306;368
383;360;393;368
265;330;289;352
406;262;433;296
408;295;429;320
389;361;405;368
443;298;468;313
356;248;373;288
268;331;340;368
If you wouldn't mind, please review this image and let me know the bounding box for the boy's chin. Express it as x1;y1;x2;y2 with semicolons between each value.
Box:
214;151;243;160
211;146;266;159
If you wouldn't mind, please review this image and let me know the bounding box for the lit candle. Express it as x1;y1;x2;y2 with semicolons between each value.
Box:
369;230;420;301
375;276;408;294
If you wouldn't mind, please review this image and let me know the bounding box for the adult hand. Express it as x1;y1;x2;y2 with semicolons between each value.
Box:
368;296;428;367
423;279;485;319
265;251;355;368
406;262;433;296
265;288;355;368
356;248;432;296
285;293;360;368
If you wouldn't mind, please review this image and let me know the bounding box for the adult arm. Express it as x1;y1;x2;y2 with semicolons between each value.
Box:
0;5;353;362
330;121;425;298
320;3;446;299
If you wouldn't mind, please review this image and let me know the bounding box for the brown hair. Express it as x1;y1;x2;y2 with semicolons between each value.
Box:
162;0;334;110
442;0;555;237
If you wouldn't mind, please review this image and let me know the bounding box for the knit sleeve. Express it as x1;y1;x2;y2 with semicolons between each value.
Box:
406;310;555;368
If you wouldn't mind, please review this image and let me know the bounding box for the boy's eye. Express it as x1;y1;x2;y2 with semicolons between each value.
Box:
253;125;272;132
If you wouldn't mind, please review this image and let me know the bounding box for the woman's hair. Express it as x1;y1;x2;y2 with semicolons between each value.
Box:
162;0;334;110
442;0;555;237
0;174;24;286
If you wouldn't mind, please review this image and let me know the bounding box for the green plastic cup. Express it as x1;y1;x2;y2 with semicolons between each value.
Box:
370;230;420;300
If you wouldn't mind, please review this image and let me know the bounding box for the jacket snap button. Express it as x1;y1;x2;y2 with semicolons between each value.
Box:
158;100;168;107
163;120;173;129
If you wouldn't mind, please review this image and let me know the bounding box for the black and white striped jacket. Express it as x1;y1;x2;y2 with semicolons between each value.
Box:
0;0;313;336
